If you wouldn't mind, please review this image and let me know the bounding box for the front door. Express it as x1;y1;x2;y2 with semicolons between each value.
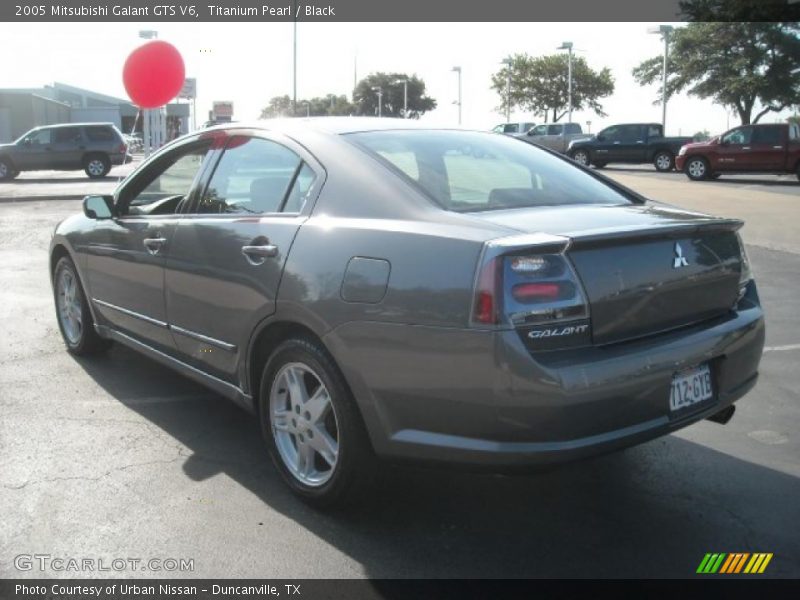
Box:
165;132;322;384
14;128;52;170
86;137;214;351
714;126;755;171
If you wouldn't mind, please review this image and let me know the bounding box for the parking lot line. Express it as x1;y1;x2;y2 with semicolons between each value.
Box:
763;344;800;353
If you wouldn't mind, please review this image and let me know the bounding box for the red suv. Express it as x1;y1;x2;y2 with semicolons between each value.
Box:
676;123;800;182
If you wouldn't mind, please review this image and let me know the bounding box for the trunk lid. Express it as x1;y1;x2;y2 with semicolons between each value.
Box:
470;203;743;345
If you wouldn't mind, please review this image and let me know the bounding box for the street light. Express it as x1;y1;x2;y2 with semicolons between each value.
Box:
302;101;310;118
328;94;336;111
138;30;159;157
500;57;512;123
451;67;462;125
372;86;383;118
392;79;409;118
648;24;674;131
557;42;573;124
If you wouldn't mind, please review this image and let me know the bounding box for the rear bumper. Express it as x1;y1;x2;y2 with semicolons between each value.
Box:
326;286;764;468
111;153;130;166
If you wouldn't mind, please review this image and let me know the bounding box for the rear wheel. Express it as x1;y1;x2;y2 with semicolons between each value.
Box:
84;154;110;178
259;337;376;508
571;149;590;166
592;161;607;169
53;256;111;355
685;156;709;181
654;150;674;172
0;158;17;180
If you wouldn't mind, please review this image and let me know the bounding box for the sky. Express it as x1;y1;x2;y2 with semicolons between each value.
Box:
0;21;796;136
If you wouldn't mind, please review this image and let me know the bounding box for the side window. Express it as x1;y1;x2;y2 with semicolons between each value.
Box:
283;164;317;213
530;125;548;136
503;124;518;133
28;129;51;145
547;124;562;135
752;126;782;145
566;123;581;134
121;141;212;216
197;136;301;214
523;123;536;132
599;126;618;141
648;125;662;138
53;127;82;144
620;125;644;142
722;127;753;145
85;126;115;142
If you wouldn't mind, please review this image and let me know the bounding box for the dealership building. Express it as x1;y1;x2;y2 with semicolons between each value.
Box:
0;82;190;143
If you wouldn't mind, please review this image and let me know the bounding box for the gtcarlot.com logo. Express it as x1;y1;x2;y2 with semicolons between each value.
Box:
696;552;773;574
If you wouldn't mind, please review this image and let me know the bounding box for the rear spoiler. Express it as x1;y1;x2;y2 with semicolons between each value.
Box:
567;218;744;250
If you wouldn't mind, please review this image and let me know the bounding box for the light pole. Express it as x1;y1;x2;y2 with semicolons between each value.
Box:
648;25;674;131
302;101;310;118
292;2;298;115
138;30;158;157
372;86;383;118
500;58;512;123
557;42;573;124
392;79;408;118
451;67;462;125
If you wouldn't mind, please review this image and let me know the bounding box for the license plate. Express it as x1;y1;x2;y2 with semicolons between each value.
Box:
670;364;714;412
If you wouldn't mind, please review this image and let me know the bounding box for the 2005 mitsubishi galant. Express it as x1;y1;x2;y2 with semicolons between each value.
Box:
50;118;765;506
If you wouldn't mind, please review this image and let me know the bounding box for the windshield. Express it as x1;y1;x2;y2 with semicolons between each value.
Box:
348;130;633;212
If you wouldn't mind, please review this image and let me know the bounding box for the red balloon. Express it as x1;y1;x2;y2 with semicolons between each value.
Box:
122;40;185;109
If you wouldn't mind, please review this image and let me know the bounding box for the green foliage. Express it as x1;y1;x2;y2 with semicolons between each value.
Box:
693;129;712;141
352;73;436;118
260;94;356;119
491;54;614;123
679;0;800;22
632;22;800;125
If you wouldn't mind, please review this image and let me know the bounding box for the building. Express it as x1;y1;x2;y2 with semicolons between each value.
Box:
0;82;191;143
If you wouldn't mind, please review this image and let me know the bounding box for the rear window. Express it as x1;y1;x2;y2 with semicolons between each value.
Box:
348;130;632;212
85;126;116;142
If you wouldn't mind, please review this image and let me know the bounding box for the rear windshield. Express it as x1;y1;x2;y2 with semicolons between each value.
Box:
348;130;632;212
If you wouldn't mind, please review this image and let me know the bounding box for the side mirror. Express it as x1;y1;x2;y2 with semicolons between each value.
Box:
596;134;606;142
83;195;115;220
23;138;31;146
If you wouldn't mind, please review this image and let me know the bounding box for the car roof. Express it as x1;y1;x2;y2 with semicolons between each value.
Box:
204;117;478;136
32;122;116;130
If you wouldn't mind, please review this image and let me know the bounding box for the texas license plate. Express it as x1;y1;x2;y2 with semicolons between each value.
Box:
670;364;713;412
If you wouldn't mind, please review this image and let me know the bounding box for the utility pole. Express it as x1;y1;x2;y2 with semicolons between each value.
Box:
292;2;297;116
501;58;512;123
648;25;674;131
392;79;408;118
451;67;462;125
558;42;573;123
372;87;383;117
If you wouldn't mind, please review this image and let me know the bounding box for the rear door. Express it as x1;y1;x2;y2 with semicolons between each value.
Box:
51;126;84;169
749;125;787;170
164;131;323;383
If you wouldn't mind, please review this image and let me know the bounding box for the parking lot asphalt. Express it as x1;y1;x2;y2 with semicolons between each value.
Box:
0;168;798;579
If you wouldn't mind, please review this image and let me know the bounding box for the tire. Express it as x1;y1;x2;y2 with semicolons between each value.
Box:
711;173;721;180
571;149;590;166
796;163;800;183
685;156;710;181
84;154;110;179
653;150;675;172
592;161;607;169
0;158;17;180
259;337;376;508
53;256;111;355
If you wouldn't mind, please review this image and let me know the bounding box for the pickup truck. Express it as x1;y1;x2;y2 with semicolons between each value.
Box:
519;122;588;153
676;123;800;181
567;123;693;171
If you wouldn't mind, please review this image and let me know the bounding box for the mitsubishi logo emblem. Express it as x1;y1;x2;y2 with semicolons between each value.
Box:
673;242;689;268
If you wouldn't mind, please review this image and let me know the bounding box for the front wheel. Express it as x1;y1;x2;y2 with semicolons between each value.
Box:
592;161;607;169
259;337;376;508
571;149;590;166
654;150;675;172
685;156;709;181
53;256;111;355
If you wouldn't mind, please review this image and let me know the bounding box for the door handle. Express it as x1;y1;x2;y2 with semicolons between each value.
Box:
143;237;167;255
772;145;784;149
742;146;751;150
242;244;278;265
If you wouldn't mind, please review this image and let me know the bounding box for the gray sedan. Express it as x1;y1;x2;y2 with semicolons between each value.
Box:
50;118;765;507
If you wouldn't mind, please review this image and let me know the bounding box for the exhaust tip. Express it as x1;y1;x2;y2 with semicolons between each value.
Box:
707;405;736;425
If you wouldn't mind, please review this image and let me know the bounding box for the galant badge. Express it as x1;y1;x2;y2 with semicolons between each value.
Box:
673;242;689;268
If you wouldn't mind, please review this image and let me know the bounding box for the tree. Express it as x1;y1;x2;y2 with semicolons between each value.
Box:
352;73;436;118
679;0;800;22
491;54;614;123
693;129;711;141
260;94;355;118
632;22;800;125
260;95;293;119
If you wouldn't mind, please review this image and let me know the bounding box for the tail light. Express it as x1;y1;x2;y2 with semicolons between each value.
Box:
117;143;127;154
471;234;591;350
735;232;753;301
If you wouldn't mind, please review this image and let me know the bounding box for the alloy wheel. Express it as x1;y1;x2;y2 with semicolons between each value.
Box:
687;159;706;179
87;159;106;177
655;153;672;171
56;268;83;345
573;150;589;166
270;362;340;487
